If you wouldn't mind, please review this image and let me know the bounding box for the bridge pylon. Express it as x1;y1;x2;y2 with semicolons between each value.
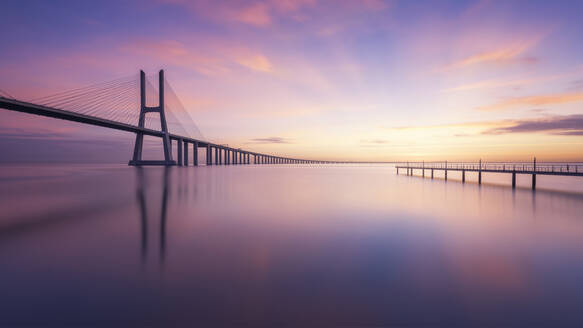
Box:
129;70;176;166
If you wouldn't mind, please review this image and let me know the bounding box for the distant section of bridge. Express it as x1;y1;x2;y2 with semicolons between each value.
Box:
0;69;338;166
396;160;583;190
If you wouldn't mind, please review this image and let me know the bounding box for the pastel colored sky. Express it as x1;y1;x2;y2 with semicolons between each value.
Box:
1;0;583;162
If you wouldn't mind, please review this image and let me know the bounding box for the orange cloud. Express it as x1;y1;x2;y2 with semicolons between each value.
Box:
236;54;273;72
122;39;275;76
479;92;583;111
439;40;538;72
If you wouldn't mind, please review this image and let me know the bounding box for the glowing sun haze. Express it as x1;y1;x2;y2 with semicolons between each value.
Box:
1;0;583;162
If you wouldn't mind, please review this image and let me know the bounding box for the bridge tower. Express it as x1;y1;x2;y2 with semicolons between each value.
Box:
129;70;176;166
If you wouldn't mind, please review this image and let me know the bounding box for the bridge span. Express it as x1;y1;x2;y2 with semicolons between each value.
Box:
0;70;334;166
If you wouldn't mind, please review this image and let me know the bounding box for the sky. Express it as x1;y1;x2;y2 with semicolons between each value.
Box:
1;0;583;162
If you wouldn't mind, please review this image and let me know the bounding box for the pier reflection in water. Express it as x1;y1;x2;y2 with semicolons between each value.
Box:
1;164;583;326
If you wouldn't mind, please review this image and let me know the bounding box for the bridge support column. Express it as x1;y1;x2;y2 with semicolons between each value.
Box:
206;145;211;165
431;169;434;179
462;170;465;183
129;70;176;166
177;139;183;166
444;169;447;181
193;142;198;166
512;171;516;189
183;142;188;166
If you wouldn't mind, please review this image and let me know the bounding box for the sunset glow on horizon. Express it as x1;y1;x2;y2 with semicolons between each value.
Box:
1;0;583;162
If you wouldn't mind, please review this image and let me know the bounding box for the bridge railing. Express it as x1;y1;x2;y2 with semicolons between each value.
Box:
399;162;583;173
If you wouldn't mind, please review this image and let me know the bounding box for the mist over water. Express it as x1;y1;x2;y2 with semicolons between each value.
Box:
1;164;583;326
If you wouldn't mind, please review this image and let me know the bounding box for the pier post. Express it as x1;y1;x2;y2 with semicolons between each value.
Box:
512;171;516;189
422;161;425;177
431;168;434;179
177;139;183;166
478;159;482;185
462;169;465;183
532;157;536;190
206;145;211;165
184;142;188;166
445;161;448;181
193;142;198;166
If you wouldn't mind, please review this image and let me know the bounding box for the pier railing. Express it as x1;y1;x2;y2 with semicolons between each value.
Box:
395;159;583;190
401;162;582;174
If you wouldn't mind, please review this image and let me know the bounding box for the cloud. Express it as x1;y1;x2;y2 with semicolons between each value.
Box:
161;0;316;27
233;2;272;26
442;78;534;93
478;92;583;111
360;138;389;144
249;137;292;144
360;0;390;11
483;114;583;136
236;54;273;72
438;40;538;72
122;39;274;76
569;79;583;91
390;120;503;131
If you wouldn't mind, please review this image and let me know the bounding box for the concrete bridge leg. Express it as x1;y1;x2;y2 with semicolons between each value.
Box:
512;172;516;189
431;169;434;179
177;139;183;166
193;142;198;166
462;170;465;183
206;145;211;165
478;170;482;184
183;142;188;166
445;169;447;181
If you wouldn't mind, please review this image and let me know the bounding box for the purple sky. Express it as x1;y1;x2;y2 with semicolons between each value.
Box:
1;0;583;162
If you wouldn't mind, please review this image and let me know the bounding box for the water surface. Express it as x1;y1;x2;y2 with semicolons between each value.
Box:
1;164;583;326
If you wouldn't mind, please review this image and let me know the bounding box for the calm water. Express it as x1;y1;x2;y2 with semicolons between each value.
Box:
1;164;583;326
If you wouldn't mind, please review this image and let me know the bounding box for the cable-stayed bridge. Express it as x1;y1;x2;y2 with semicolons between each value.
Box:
0;70;331;166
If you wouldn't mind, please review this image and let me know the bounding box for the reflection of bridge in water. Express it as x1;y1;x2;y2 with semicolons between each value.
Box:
136;167;169;266
0;70;335;166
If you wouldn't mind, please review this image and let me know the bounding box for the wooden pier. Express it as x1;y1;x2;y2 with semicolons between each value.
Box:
395;159;583;190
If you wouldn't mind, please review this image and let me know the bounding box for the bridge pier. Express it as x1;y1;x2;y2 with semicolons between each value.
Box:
462;170;465;183
184;141;188;166
193;142;198;166
129;70;176;166
206;145;211;165
177;139;183;166
512;171;516;189
431;168;434;179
